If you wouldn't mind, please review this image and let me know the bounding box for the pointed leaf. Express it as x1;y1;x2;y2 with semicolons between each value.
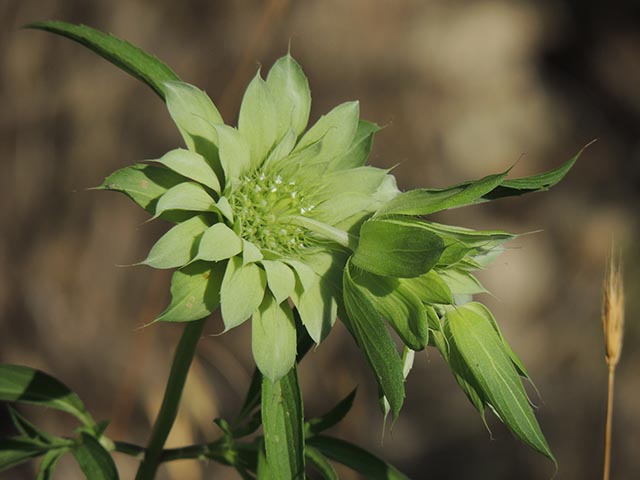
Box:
266;54;311;138
352;218;444;278
262;365;305;479
97;164;185;214
195;223;243;262
447;304;554;462
0;365;91;425
437;269;486;296
308;436;408;480
262;260;296;304
350;270;428;351
157;261;224;322
242;240;263;264
291;275;337;344
306;447;338;480
153;148;221;192
37;448;67;480
252;294;297;382
343;264;404;418
401;270;454;305
220;257;267;330
72;433;119;480
0;438;48;472
238;72;279;167
142;215;209;269
294;101;360;161
377;169;509;217
331;120;380;170
8;406;54;444
26;21;179;100
306;389;357;436
153;182;215;217
214;124;252;181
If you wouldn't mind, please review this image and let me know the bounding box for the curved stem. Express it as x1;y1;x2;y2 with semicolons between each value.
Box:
135;319;206;480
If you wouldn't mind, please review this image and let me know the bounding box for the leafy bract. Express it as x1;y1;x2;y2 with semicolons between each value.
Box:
261;260;296;304
252;294;297;382
446;304;555;463
165;81;223;160
331;120;380;170
153;182;216;218
157;261;224;322
25;21;179;99
195;223;243;262
0;365;92;425
350;270;428;350
343;264;404;419
262;365;305;479
352;218;444;278
142;215;209;269
220;257;267;330
152;148;221;193
97;164;185;214
266;54;311;138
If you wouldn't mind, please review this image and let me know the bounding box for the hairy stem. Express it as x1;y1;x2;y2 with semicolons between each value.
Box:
135;319;206;480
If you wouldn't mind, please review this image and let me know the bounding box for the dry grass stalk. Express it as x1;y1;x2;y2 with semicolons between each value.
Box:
602;246;625;480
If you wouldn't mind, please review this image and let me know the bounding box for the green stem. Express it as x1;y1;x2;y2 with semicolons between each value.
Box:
134;319;206;480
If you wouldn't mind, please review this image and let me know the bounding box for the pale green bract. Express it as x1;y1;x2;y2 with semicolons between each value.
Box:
89;50;584;465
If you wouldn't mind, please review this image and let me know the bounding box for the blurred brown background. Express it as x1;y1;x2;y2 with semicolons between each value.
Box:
1;0;639;479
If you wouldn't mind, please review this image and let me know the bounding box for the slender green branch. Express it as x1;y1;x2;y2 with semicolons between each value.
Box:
113;440;145;458
134;319;206;480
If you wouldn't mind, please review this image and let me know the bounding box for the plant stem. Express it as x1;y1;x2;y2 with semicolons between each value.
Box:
603;365;615;480
135;319;206;480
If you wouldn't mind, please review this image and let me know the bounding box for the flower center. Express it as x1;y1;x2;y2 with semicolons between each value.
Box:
229;170;315;255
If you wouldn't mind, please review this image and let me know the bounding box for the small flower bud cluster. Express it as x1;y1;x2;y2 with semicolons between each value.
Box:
230;170;314;254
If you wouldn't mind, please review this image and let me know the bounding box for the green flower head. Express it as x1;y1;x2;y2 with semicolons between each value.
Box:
102;54;399;382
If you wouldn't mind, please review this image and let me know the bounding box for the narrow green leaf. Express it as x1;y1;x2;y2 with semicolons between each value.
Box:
238;71;279;168
352;218;444;278
343;264;405;418
252;294;297;382
350;270;428;351
305;446;338;480
157;261;224;322
308;435;408;480
26;21;179;100
484;144;591;200
8;406;54;444
306;389;357;436
401;270;454;305
446;304;554;463
377;168;509;217
97;164;186;214
214;124;252;181
463;302;533;380
220;257;267;330
37;448;67;480
293;101;360;161
262;365;305;479
266;54;311;138
72;433;119;480
0;365;91;425
195;223;243;262
261;260;296;304
0;437;48;472
331;120;380;170
142;215;209;269
165;81;223;161
152;148;221;193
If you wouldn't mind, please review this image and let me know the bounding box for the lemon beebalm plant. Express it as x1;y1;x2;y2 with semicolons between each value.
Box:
0;20;589;480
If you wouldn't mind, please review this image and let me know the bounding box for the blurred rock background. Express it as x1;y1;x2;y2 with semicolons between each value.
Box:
1;0;638;478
